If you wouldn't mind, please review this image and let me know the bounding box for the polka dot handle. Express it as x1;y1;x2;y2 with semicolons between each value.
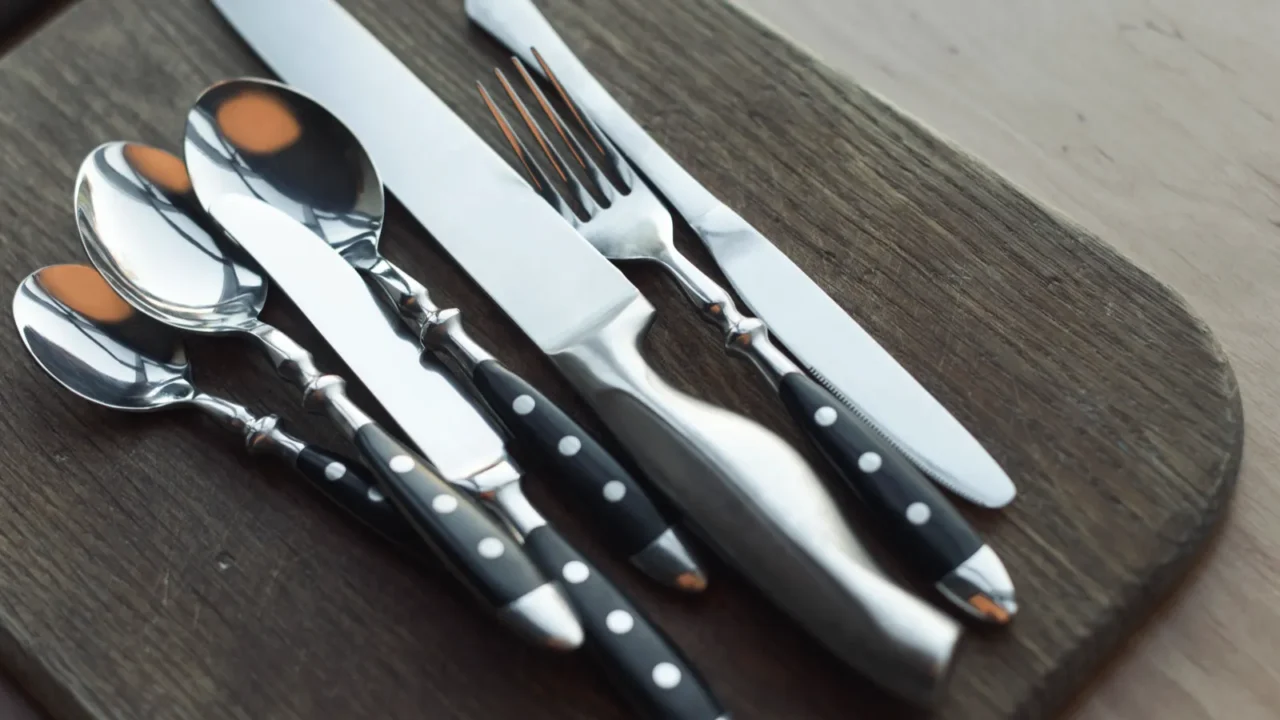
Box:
353;424;552;607
521;525;726;719
777;372;984;583
471;360;695;575
294;445;421;547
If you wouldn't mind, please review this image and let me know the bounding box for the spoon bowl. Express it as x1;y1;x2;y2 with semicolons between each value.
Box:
14;264;194;411
184;78;383;264
75;141;267;333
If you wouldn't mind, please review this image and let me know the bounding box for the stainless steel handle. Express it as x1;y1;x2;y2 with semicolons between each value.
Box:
552;299;962;707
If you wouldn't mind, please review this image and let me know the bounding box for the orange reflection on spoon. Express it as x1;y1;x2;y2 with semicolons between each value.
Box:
123;143;193;195
38;264;134;324
215;88;302;155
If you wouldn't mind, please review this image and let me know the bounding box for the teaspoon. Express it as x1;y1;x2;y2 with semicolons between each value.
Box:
74;141;582;651
12;263;418;548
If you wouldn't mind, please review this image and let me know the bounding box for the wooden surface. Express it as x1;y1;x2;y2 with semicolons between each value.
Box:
0;0;1242;719
731;2;1280;718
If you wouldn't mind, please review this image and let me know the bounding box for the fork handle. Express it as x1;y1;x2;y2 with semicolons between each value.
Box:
776;373;985;582
471;358;704;591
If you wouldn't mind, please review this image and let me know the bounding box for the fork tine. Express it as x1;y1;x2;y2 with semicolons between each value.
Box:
532;47;637;191
512;57;618;204
494;66;603;219
477;80;578;226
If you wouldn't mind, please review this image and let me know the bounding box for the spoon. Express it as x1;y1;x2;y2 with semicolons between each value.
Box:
74;141;582;651
185;80;727;719
13;263;420;548
181;76;705;594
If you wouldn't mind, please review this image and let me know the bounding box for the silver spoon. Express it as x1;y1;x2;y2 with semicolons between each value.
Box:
181;76;705;594
12;262;420;548
183;79;726;719
74;142;582;651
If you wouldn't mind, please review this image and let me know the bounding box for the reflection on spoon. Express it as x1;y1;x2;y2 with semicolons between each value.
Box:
12;263;419;547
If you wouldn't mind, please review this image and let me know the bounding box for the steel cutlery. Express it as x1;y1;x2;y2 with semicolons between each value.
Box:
13;262;422;549
464;0;1017;509
209;0;964;703
74;141;581;651
481;58;1017;624
206;192;727;720
181;77;705;593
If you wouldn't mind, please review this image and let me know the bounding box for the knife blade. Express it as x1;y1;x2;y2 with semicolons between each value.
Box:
463;0;1016;509
210;0;965;705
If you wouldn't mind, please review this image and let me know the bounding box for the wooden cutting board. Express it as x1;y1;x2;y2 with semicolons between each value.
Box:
0;0;1241;718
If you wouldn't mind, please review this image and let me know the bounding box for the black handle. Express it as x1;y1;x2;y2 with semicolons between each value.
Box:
354;423;549;607
778;372;983;582
295;444;421;547
522;526;725;719
472;360;689;564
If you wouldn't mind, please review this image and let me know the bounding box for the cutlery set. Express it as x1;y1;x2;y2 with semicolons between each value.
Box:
10;0;1023;715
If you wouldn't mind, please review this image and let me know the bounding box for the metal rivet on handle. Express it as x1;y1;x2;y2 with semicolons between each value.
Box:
558;435;582;456
605;610;634;634
512;394;536;415
858;451;882;473
562;560;590;584
478;537;505;559
652;662;682;689
602;480;627;503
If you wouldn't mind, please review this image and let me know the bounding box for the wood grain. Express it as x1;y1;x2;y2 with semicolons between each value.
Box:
0;0;1242;718
730;2;1280;718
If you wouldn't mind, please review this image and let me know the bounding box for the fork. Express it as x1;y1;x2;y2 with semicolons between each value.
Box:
479;54;1017;625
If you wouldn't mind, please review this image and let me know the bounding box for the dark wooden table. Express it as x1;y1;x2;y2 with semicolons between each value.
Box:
0;0;1241;718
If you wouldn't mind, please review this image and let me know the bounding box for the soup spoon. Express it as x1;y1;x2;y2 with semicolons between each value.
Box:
74;141;582;651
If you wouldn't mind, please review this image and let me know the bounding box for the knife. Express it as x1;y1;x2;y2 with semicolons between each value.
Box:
182;77;705;593
208;194;729;719
463;0;1016;509
210;0;964;705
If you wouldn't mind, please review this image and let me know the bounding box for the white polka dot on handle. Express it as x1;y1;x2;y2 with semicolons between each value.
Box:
813;406;838;427
323;462;346;481
652;662;682;689
602;480;627;503
432;494;458;514
906;502;932;525
605;610;634;634
478;537;505;559
562;560;590;584
367;487;384;503
389;455;415;473
512;395;536;415
858;451;882;473
558;436;582;456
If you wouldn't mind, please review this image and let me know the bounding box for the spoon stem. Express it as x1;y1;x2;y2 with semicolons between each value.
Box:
364;257;494;374
186;392;306;462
